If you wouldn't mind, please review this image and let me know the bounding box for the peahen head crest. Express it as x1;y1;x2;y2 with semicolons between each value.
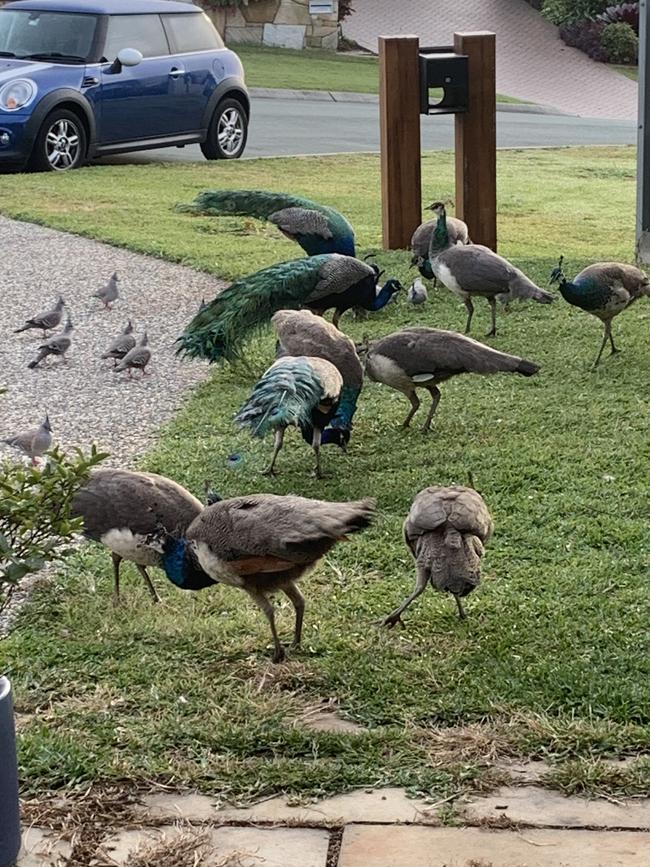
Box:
549;255;566;286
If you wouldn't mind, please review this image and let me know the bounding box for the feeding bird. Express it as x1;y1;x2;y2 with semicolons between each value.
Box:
2;414;52;465
71;468;204;604
550;256;650;366
27;316;73;369
114;332;151;378
363;327;540;432
235;355;343;478
101;320;136;366
383;485;493;626
14;296;65;337
92;272;119;310
147;493;376;662
424;204;554;336
407;277;428;305
177;254;402;363
272;309;364;447
411;201;470;281
180;190;356;256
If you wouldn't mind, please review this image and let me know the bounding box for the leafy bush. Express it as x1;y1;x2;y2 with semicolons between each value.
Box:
339;0;354;21
598;3;639;34
542;0;610;25
560;19;608;61
601;20;639;62
0;445;105;614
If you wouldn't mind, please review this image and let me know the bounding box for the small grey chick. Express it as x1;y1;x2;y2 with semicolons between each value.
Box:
3;414;53;465
114;332;151;378
407;277;428;305
383;485;493;626
28;316;73;369
101;320;136;367
92;272;119;310
14;296;65;337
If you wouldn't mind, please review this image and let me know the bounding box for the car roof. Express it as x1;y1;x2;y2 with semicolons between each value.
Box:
3;0;201;14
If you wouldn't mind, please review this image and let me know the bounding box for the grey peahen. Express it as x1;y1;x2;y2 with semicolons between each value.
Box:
272;308;363;448
235;355;343;478
364;326;540;432
177;254;402;363
411;201;470;281
550;256;650;366
425;204;554;336
147;493;376;662
27;316;73;369
383;485;493;625
71;468;204;604
180;190;356;256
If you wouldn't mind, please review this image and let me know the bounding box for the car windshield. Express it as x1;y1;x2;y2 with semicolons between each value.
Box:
0;9;98;63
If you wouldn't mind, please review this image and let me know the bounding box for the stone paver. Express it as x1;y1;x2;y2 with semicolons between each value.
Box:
99;825;329;867
140;787;437;825
338;824;650;867
18;828;71;866
343;0;638;120
461;786;650;830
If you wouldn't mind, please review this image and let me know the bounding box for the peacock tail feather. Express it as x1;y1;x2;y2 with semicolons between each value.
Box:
329;385;360;431
176;255;334;363
179;189;356;256
235;357;325;438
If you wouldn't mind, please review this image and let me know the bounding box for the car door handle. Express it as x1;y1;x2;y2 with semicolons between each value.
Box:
169;67;185;78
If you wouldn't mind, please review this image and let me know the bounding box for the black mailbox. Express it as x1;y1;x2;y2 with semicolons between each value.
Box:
419;46;469;115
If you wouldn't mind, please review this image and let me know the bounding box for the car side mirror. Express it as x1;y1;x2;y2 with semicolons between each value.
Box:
109;48;143;74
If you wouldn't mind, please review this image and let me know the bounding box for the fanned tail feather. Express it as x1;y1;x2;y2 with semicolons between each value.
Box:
235;358;324;437
176;255;332;362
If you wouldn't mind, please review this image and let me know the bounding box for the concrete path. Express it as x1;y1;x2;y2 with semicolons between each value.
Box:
343;0;638;120
19;784;650;865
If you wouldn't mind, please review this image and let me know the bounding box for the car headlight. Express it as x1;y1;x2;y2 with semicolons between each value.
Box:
0;79;37;112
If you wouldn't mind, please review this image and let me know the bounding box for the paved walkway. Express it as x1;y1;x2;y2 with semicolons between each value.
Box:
19;784;650;865
343;0;638;120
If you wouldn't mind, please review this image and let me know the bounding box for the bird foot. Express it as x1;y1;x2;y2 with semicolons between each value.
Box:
261;466;278;477
311;469;325;479
381;613;404;630
111;594;123;608
420;425;433;435
485;329;497;338
272;646;286;664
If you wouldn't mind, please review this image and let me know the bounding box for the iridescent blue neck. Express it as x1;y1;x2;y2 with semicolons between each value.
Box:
298;233;355;257
161;537;217;591
371;280;400;311
330;386;360;430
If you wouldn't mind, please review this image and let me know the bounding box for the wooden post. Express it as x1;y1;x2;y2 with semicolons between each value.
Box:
637;0;650;262
454;32;497;250
379;35;422;249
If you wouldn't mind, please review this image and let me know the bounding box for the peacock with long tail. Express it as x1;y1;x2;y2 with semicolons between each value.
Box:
177;254;402;362
272;309;363;448
180;189;356;256
424;203;554;336
550;256;650;366
147;493;376;662
235;355;343;478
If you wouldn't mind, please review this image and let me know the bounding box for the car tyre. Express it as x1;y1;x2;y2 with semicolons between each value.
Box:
30;108;87;172
201;98;248;161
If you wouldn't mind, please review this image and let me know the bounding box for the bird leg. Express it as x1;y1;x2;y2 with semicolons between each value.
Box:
594;321;613;367
421;386;441;434
402;391;420;428
246;588;285;663
454;594;467;621
283;581;306;649
111;552;122;606
311;426;324;479
608;323;619;355
136;564;161;603
486;298;497;338
463;297;474;333
332;309;342;329
382;565;429;629
262;427;285;476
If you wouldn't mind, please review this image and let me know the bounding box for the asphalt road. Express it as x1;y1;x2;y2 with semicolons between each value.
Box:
98;96;637;167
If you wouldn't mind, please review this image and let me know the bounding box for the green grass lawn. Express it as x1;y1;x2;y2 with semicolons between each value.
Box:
3;146;650;806
613;64;638;81
235;44;525;103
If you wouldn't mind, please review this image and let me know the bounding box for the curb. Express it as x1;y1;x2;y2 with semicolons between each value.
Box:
248;86;573;116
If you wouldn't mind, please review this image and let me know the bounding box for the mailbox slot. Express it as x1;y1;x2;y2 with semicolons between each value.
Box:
419;46;469;115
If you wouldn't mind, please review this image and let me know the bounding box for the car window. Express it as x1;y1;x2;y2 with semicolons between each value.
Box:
162;12;224;53
0;10;98;61
103;14;169;61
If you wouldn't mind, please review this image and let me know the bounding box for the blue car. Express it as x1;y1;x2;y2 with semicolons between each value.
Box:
0;0;249;171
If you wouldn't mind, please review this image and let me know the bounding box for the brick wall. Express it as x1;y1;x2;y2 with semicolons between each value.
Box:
200;1;340;50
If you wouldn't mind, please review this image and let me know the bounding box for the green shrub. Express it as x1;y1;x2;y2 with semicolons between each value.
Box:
601;21;639;62
542;0;610;25
0;445;106;614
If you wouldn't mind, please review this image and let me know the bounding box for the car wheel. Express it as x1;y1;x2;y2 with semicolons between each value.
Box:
30;109;87;172
201;98;248;161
